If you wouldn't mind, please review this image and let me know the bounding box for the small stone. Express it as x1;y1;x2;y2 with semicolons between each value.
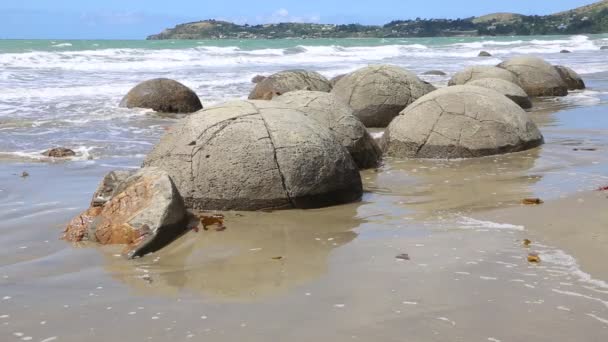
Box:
528;252;541;263
522;198;543;205
20;171;29;178
396;253;410;261
42;147;76;158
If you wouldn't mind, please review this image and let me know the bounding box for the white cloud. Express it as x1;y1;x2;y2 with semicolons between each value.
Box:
275;8;289;18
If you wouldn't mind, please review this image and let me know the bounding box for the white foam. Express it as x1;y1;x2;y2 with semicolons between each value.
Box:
457;217;525;231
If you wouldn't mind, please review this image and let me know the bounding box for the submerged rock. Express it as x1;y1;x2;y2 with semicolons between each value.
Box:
478;51;492;57
64;167;188;259
467;78;532;109
448;66;521;87
143;100;363;211
273;91;382;169
42;147;76;158
331;65;435;127
248;70;332;100
120;78;203;114
560;49;571;53
498;56;568;96
601;46;608;50
422;70;447;76
554;65;586;90
382;85;544;159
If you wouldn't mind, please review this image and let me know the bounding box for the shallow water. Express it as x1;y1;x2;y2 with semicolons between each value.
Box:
2;36;608;341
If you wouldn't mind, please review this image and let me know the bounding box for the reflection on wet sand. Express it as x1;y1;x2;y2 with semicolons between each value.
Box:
102;205;362;300
363;148;542;217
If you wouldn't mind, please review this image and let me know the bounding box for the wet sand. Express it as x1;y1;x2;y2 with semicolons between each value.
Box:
2;79;608;341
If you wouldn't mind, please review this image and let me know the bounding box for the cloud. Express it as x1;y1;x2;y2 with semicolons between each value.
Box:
275;8;289;18
252;8;321;24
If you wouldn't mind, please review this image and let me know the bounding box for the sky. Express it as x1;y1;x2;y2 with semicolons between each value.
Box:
0;0;600;39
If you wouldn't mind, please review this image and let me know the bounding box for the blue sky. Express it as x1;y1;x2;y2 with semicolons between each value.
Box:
0;0;599;39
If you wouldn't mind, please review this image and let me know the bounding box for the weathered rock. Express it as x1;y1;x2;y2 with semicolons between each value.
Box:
120;78;202;114
273;91;382;169
143;100;363;211
448;66;521;87
90;170;136;207
64;167;188;259
422;70;447;76
478;51;492;57
330;74;346;86
554;65;586;90
251;75;266;84
467;78;532;109
498;56;568;96
331;65;436;128
382;85;544;159
560;49;572;53
248;70;332;100
42;147;76;158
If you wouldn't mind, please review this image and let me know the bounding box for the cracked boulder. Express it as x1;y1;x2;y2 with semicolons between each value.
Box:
63;167;188;259
382;85;544;159
248;70;332;100
120;78;203;114
143;100;363;211
273;91;382;169
448;66;521;87
467;78;532;109
554;65;585;90
331;65;436;128
498;56;568;96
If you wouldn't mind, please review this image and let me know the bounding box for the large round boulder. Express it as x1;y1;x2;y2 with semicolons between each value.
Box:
273;91;382;169
467;78;532;109
497;56;568;96
554;65;585;90
331;65;435;128
143;100;362;211
448;66;521;87
383;85;544;159
120;78;202;113
248;70;332;100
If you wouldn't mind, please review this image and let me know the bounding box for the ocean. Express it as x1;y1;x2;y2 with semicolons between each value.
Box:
1;35;608;341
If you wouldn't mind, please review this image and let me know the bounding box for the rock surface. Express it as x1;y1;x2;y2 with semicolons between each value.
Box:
64;168;188;259
42;147;76;158
90;170;136;207
120;78;203;113
478;51;492;57
251;75;267;84
330;74;346;86
273;91;382;169
448;66;521;87
554;65;586;90
466;78;532;109
144;100;363;211
248;70;332;100
382;85;544;159
331;65;435;127
498;56;568;96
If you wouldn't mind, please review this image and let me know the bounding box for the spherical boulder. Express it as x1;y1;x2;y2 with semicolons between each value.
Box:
554;65;585;90
383;85;544;159
467;78;532;109
273;91;382;169
478;51;492;57
120;78;203;113
498;56;568;96
248;70;332;100
143;100;362;211
331;65;436;128
448;66;521;87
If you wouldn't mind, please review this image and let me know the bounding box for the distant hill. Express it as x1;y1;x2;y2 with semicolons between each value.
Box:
148;0;608;39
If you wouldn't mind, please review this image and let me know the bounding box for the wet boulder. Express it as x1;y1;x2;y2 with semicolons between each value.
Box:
554;65;585;90
42;147;76;158
120;78;203;114
90;170;135;207
273;91;382;169
143;100;363;211
467;78;532;109
382;85;544;159
248;70;332;100
64;167;188;259
331;65;435;128
478;51;492;57
498;56;568;96
601;46;608;50
560;50;571;53
422;70;447;76
448;66;521;87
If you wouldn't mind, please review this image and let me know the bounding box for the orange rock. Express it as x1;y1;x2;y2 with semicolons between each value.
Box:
63;206;102;242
